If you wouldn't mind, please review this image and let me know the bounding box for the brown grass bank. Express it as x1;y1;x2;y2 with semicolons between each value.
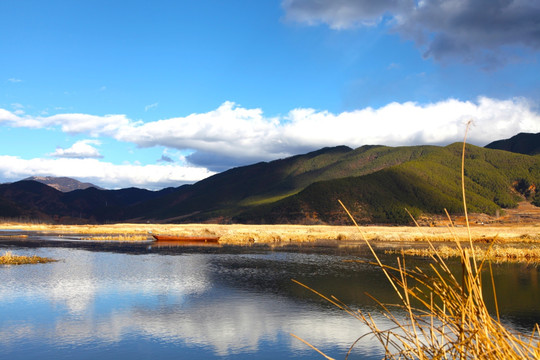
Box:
0;222;538;245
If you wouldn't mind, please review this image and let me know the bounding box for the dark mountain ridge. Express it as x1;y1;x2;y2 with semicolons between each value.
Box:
485;132;540;155
0;181;175;223
23;176;102;192
1;136;538;224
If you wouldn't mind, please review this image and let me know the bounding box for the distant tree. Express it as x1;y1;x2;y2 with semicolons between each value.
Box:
514;178;533;198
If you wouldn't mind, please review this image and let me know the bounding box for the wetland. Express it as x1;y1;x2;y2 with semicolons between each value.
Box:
1;224;539;359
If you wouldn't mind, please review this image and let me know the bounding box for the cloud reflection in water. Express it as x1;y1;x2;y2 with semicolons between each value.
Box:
0;247;388;359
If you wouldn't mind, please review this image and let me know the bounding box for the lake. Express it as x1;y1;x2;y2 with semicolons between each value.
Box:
1;238;539;359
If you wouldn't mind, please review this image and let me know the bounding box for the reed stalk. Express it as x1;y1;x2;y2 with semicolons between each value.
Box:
292;123;540;358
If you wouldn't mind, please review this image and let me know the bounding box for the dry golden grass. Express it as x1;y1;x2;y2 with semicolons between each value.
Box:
387;245;540;265
292;123;540;359
295;240;540;359
83;234;151;241
0;222;538;246
0;251;56;265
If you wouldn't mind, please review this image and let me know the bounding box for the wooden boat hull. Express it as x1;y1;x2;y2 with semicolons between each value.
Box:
152;234;220;243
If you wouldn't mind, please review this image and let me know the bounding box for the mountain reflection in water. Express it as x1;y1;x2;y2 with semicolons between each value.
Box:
0;246;389;359
0;242;538;359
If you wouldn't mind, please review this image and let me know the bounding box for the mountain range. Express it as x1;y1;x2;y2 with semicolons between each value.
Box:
23;176;102;192
485;132;540;156
1;133;538;224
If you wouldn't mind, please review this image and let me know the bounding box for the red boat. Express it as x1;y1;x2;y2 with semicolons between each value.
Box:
151;234;220;243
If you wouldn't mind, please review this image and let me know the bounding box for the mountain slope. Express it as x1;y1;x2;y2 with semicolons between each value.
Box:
1;141;538;224
233;143;540;224
24;176;102;192
0;181;66;220
128;145;436;221
0;181;175;222
485;132;540;155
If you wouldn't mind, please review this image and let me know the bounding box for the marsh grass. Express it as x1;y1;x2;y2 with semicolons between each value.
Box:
84;234;151;241
386;245;540;265
292;123;540;359
1;222;537;246
0;251;56;265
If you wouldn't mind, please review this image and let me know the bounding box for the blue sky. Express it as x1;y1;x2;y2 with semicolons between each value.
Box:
1;0;540;189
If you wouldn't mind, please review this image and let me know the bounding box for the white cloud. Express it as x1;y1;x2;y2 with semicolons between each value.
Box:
144;103;158;111
1;97;539;184
282;97;540;148
0;110;135;136
50;140;103;159
0;156;215;190
43;113;134;136
7;78;22;83
0;109;21;123
115;101;285;166
116;98;540;168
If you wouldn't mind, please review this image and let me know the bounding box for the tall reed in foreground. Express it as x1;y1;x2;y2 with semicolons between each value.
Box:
292;123;540;359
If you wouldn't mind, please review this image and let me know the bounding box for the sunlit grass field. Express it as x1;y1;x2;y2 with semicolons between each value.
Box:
0;221;538;244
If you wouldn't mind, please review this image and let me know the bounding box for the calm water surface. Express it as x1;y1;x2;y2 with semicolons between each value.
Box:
0;238;539;359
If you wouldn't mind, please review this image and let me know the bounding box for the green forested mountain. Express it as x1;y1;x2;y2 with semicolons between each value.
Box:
233;143;540;224
125;144;441;222
1;141;539;224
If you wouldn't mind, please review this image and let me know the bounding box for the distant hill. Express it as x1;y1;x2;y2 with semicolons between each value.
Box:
122;144;435;222
0;180;175;223
1;138;538;224
235;143;540;224
485;132;540;155
24;176;102;192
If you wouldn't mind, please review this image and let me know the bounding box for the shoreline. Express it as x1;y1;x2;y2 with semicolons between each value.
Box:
1;222;538;245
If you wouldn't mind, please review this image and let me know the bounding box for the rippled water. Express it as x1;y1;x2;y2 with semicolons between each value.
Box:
0;240;538;359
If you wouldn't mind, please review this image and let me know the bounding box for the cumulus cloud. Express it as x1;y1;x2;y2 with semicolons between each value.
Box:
50;140;103;159
0;110;135;136
115;98;540;170
115;101;287;167
0;156;215;190
282;0;540;65
282;97;540;148
1;97;539;180
0;109;21;123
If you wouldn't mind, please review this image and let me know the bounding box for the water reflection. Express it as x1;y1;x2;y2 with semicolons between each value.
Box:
0;243;538;359
148;240;222;248
0;246;391;359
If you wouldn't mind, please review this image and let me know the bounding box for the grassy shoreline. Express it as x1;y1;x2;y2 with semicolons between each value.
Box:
0;222;538;244
2;222;538;265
